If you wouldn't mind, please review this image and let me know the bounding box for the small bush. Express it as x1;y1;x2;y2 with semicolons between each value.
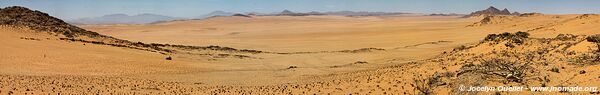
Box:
287;66;298;69
550;67;560;73
165;56;172;60
515;31;530;38
414;72;454;95
484;32;529;44
587;35;600;43
568;54;600;65
353;61;368;64
505;43;515;48
484;34;497;41
555;34;577;41
414;79;433;95
457;59;528;83
453;45;469;51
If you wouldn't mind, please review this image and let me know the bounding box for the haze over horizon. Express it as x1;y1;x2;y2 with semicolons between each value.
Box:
1;0;600;20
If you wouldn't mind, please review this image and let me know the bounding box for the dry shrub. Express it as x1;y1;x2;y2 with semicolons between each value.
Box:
457;59;529;83
587;35;600;43
414;72;454;95
569;54;600;65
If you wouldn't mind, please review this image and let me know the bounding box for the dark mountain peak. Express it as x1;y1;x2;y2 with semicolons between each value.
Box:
486;6;500;12
281;10;294;14
500;8;511;14
464;6;518;17
0;6;103;38
501;8;509;12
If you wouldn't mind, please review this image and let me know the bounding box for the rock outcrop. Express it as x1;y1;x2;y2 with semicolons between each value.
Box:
0;6;267;57
464;6;519;17
0;6;104;38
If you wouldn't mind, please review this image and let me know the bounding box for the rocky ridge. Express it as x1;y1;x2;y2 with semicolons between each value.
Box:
464;6;520;17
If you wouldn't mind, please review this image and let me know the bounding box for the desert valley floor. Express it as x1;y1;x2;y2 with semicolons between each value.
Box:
78;16;486;86
1;7;600;94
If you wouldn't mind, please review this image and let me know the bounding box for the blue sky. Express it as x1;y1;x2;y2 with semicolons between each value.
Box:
1;0;599;20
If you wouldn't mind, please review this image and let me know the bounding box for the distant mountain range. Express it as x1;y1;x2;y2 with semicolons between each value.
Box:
66;7;528;25
464;6;520;17
197;10;415;18
428;13;465;16
264;10;413;16
68;13;183;25
323;11;413;16
69;10;417;25
195;11;238;19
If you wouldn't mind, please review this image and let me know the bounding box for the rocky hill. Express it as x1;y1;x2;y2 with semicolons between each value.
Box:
0;6;105;38
464;6;519;17
410;32;600;94
0;6;267;58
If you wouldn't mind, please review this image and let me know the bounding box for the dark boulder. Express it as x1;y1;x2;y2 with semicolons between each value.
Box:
165;56;172;60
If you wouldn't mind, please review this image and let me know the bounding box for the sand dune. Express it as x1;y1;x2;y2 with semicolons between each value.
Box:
467;13;600;37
